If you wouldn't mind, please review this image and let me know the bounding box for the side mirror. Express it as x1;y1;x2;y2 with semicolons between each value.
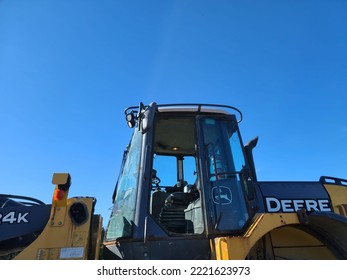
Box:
244;136;258;182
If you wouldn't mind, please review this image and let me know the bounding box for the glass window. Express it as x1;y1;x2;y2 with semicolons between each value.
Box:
228;127;245;172
202;117;245;181
201;117;251;232
183;156;197;184
153;155;197;187
153;155;176;187
105;129;142;240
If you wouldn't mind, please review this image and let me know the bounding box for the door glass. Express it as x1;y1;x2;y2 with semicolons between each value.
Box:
201;117;250;232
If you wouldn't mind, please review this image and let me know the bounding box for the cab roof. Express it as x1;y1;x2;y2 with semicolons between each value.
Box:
156;103;242;122
125;103;243;123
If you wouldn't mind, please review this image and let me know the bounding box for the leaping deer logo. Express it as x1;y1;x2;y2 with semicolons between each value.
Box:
212;186;232;205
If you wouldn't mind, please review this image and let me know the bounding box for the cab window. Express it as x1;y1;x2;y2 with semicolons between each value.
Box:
105;129;142;240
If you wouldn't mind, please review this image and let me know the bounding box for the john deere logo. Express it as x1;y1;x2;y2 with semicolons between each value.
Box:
265;197;332;213
212;186;232;205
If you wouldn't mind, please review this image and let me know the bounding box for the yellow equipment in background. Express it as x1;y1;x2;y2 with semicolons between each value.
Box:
0;173;102;260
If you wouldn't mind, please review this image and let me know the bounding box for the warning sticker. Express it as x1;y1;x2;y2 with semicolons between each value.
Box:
60;247;84;259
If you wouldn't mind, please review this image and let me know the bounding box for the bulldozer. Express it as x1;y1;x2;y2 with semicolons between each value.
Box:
1;102;346;260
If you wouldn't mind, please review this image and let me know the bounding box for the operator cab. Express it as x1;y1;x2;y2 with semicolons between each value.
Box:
104;103;258;259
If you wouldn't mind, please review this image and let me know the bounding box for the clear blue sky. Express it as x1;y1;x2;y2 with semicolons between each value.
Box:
1;1;346;223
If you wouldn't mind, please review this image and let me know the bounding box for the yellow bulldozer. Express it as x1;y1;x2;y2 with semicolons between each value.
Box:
1;102;346;260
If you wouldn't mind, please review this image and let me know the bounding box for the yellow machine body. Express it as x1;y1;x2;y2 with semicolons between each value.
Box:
213;180;347;260
13;173;102;260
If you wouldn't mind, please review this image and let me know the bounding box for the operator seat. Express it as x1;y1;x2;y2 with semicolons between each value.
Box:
150;190;169;219
158;182;198;233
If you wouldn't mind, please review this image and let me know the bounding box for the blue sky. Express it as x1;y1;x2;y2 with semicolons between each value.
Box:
1;1;346;223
